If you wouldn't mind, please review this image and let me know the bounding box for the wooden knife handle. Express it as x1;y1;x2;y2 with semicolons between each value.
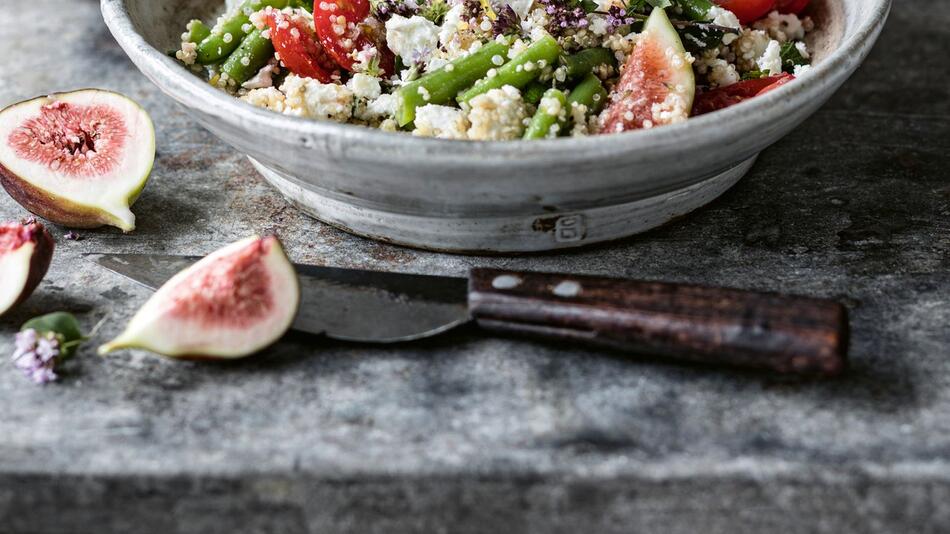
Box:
468;268;848;376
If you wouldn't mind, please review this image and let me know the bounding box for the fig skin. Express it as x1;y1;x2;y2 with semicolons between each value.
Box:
0;221;55;317
99;236;301;359
0;89;155;232
0;171;134;230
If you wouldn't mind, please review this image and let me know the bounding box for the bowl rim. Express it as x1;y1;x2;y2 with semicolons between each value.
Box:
100;0;891;161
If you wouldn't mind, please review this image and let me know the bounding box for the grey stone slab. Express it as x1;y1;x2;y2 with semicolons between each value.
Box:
0;0;948;532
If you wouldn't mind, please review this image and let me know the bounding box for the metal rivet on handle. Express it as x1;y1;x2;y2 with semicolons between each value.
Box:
553;280;582;297
492;275;522;290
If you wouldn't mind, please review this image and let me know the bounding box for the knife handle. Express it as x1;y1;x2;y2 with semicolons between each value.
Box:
468;268;848;376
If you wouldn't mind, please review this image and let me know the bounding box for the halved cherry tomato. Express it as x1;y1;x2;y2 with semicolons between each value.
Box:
714;0;776;24
692;73;794;115
313;0;395;74
776;0;810;14
263;8;337;83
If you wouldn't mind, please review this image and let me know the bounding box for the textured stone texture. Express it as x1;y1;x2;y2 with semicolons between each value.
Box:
0;0;948;532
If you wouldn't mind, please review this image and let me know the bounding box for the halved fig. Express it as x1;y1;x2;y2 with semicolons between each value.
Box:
0;89;155;232
0;221;54;317
600;7;695;134
99;236;300;359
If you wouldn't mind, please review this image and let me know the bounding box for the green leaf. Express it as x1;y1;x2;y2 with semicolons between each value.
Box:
648;0;673;8
780;41;809;73
22;312;87;359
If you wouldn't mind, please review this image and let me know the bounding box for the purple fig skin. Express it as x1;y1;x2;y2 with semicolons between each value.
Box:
0;166;120;229
0;221;55;317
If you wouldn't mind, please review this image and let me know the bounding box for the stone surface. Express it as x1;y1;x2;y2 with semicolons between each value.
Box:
1;0;948;532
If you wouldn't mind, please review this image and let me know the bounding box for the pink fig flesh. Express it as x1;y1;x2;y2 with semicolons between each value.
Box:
99;236;300;359
0;221;55;316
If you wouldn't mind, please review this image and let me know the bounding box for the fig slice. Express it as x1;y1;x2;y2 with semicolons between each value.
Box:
0;89;155;232
99;236;300;359
600;7;696;133
0;220;55;317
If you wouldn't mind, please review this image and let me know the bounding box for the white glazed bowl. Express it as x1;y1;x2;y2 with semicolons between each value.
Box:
101;0;890;253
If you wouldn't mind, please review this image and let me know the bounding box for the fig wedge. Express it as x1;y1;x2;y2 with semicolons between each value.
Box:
600;7;696;133
99;236;300;359
0;221;54;317
0;89;155;232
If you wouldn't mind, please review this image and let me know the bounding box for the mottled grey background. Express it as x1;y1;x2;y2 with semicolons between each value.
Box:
1;0;948;532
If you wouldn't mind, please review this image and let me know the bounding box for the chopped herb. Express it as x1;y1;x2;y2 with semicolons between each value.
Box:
780;41;809;72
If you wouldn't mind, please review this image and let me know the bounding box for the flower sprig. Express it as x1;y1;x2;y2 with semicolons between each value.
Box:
10;312;88;384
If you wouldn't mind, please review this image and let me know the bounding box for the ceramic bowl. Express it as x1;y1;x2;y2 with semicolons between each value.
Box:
101;0;890;253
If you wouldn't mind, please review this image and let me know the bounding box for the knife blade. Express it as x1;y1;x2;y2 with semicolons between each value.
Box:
86;253;470;343
86;253;850;376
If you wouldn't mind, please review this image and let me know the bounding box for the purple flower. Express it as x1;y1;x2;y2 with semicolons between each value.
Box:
539;0;590;35
492;4;521;36
605;5;636;30
11;329;60;384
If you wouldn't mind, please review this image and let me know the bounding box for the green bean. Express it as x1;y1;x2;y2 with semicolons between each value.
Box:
457;34;561;104
565;73;608;123
184;19;212;44
289;0;314;10
221;28;274;84
196;0;289;64
559;48;617;80
523;88;568;140
522;81;548;105
394;40;511;127
674;0;715;21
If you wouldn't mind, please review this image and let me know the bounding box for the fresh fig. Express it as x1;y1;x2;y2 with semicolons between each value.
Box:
600;7;695;134
0;89;155;232
99;236;300;359
0;221;54;317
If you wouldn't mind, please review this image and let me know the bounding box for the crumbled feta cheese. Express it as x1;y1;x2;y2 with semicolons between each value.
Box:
241;87;287;112
756;39;783;76
706;5;740;30
386;15;440;66
732;29;771;72
176;41;198;66
280;74;354;121
346;73;382;100
589;15;609;37
467;85;527;141
413;104;470;139
505;0;534;19
793;64;812;76
707;59;740;87
795;41;811;59
753;10;808;43
242;58;280;90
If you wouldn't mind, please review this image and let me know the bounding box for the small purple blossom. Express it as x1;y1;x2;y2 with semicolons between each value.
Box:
539;0;589;35
64;231;83;241
12;329;61;384
605;5;636;30
492;4;521;36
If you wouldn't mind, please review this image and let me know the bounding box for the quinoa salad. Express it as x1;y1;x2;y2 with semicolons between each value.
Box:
175;0;816;140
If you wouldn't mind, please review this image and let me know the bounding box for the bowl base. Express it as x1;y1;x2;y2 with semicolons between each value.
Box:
250;156;755;254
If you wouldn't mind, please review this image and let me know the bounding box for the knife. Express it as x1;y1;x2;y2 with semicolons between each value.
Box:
86;253;848;376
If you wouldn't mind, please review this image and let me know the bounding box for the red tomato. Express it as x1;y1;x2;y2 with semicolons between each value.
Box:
714;0;776;24
692;74;794;115
313;0;394;74
776;0;810;14
263;9;337;83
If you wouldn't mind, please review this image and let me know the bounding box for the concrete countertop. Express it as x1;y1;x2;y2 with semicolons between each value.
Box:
1;0;948;532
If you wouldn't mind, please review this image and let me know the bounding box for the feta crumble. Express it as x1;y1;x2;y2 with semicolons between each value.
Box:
413;105;470;139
